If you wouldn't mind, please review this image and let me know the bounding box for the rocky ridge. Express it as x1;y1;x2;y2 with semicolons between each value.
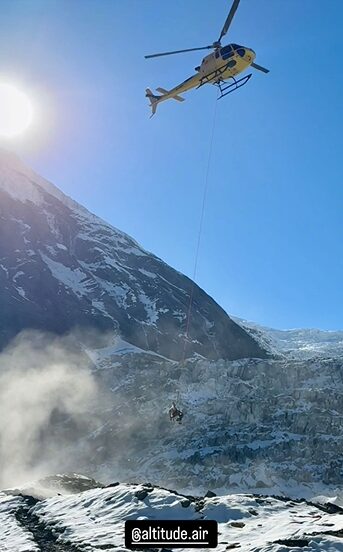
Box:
0;149;266;361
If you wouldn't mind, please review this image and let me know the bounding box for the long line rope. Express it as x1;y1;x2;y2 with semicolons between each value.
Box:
180;91;219;378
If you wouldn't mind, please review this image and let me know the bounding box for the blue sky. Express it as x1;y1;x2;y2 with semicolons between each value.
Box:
1;0;343;330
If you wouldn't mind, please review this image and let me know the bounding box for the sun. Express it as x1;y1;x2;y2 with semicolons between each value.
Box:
0;83;33;138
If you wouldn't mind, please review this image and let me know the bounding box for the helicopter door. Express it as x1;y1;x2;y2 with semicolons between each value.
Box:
200;54;217;76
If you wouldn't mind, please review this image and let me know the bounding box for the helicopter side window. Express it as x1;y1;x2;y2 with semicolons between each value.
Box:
220;45;233;60
237;48;246;57
215;50;220;59
227;59;237;68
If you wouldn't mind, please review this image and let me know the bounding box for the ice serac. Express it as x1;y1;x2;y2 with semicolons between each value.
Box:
0;149;267;360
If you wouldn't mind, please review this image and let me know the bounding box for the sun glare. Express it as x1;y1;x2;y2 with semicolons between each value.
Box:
0;83;33;138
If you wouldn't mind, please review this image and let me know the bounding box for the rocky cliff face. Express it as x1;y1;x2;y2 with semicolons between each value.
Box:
77;337;343;494
0;150;266;360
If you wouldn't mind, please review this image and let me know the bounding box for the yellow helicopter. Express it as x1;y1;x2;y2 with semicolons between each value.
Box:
145;0;269;116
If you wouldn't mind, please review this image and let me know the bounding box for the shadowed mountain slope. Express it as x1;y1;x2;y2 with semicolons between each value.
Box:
0;150;267;360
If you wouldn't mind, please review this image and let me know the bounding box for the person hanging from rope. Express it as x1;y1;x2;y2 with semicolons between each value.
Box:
169;401;183;423
169;401;178;420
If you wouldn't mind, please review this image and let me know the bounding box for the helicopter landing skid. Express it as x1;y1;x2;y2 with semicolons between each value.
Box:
215;73;252;99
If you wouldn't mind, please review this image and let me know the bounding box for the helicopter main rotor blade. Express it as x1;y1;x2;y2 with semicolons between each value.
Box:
218;0;241;43
251;62;269;74
145;46;213;59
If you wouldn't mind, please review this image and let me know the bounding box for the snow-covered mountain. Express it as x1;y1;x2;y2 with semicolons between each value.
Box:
2;149;343;528
0;149;266;361
2;474;343;551
233;317;343;359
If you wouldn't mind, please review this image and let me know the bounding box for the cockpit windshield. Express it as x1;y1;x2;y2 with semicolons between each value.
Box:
231;44;246;57
220;45;233;60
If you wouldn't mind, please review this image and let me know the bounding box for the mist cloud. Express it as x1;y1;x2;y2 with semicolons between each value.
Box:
0;330;102;488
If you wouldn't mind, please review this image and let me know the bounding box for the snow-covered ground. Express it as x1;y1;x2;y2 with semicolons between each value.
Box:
0;493;38;552
86;336;176;366
2;477;343;551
